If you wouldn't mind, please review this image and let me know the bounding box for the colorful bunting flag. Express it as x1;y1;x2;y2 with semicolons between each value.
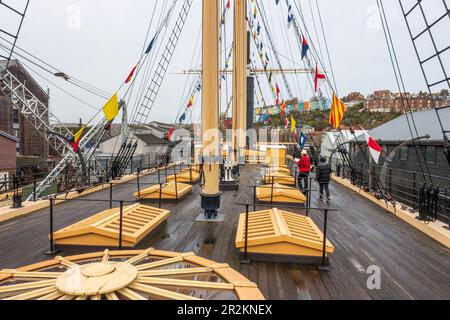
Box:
125;64;138;84
103;93;119;122
301;34;309;60
70;127;85;154
329;93;347;129
291;116;296;133
314;65;326;92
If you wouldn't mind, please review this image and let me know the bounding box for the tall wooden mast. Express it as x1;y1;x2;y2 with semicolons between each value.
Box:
232;0;248;163
200;0;221;219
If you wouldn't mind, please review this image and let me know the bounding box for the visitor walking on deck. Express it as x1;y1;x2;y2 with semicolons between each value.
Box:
296;150;311;192
316;156;332;201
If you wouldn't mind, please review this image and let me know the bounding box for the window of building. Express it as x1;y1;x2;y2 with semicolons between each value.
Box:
425;146;436;164
399;147;408;161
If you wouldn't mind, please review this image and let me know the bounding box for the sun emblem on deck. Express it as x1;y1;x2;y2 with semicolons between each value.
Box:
0;249;264;300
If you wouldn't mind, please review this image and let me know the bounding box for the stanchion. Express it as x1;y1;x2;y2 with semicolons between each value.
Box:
253;186;257;212
159;183;163;209
45;198;58;256
318;209;330;271
137;169;141;199
270;176;275;204
33;179;37;202
119;201;124;250
109;182;113;209
241;204;251;264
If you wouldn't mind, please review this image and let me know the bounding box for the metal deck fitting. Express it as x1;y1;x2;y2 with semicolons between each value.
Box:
135;181;193;200
263;173;296;185
52;204;170;248
235;208;334;263
256;184;307;204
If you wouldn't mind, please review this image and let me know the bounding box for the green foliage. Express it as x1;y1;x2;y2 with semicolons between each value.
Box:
254;102;402;131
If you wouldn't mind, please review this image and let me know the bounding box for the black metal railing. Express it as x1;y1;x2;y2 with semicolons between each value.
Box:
331;158;450;224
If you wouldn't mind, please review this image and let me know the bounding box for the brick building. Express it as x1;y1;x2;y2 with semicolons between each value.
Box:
364;90;450;113
0;60;49;164
0;130;19;171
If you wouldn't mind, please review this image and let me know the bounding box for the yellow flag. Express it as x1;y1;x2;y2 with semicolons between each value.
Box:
74;127;85;143
291;116;296;133
103;93;119;121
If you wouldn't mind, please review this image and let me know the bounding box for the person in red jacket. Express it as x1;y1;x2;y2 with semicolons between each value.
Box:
296;150;311;192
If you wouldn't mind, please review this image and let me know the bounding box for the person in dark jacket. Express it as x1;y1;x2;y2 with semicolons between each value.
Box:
316;156;332;201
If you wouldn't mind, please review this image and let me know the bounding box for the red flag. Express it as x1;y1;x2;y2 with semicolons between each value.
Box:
167;128;175;140
125;64;138;84
314;65;326;92
226;0;231;9
276;84;280;96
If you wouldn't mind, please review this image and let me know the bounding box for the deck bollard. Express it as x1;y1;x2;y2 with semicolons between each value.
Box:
119;201;124;250
45;198;58;256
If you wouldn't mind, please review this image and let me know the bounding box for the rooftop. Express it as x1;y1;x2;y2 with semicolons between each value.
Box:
369;108;450;142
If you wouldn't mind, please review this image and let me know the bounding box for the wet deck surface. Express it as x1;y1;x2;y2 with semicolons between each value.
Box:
0;165;449;300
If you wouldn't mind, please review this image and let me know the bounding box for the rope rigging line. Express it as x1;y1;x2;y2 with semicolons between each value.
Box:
275;1;304;101
377;0;433;183
0;36;111;99
255;0;294;99
129;0;193;128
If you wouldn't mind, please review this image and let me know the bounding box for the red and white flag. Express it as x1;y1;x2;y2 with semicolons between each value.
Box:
365;132;382;164
284;118;290;130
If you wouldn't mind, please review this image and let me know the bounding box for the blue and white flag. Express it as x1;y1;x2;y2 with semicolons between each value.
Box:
298;132;308;149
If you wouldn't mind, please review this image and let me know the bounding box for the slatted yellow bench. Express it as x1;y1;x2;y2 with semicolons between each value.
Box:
263;172;296;186
166;170;200;184
53;204;170;248
135;181;192;201
235;208;334;263
256;183;306;204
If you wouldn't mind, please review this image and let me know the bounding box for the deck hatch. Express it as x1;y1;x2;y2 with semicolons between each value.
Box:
52;204;170;248
256;183;307;204
236;208;334;258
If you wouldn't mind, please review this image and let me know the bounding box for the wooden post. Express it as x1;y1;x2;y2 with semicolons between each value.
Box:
201;0;220;196
232;0;248;164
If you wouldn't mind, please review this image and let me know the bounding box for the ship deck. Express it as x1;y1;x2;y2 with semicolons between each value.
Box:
0;165;449;300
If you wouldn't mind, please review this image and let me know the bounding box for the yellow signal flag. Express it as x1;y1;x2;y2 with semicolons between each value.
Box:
291;116;296;133
329;93;347;129
103;93;119;122
74;127;85;143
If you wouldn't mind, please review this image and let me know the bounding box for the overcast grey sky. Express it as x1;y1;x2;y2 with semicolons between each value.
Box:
1;0;447;124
